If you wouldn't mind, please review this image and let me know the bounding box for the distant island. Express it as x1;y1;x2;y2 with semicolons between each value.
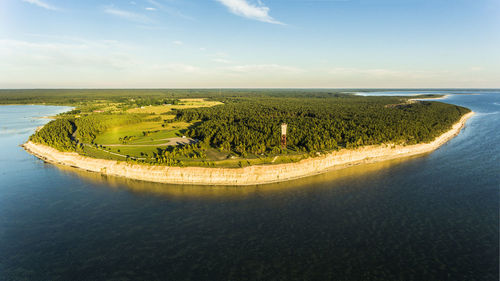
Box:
0;89;473;185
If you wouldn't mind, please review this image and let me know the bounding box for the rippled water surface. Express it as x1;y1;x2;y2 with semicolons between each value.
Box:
0;92;498;280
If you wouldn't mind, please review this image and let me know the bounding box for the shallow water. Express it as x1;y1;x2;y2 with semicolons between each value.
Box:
0;92;498;280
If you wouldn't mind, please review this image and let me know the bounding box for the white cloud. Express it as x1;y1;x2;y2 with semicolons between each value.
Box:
173;40;183;45
22;0;59;11
104;8;150;23
145;7;156;11
216;0;283;24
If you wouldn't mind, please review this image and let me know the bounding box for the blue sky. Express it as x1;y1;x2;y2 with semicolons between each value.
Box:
0;0;499;88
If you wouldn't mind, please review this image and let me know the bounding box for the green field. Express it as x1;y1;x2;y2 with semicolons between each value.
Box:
94;120;191;145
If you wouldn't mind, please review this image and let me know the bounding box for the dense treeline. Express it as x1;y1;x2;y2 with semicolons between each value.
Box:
0;89;347;105
0;89;484;107
3;89;439;105
175;96;470;155
29;118;76;151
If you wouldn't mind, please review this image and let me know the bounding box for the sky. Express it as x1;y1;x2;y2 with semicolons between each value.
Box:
0;0;499;88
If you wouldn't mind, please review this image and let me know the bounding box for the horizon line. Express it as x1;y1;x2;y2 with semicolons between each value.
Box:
1;87;499;90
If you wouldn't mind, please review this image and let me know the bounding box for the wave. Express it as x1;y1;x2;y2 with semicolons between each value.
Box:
475;111;499;116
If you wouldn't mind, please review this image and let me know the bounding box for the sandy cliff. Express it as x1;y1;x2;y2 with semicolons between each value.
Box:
23;112;474;186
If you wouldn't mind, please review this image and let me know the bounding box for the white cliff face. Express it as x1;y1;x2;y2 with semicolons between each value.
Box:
23;112;474;186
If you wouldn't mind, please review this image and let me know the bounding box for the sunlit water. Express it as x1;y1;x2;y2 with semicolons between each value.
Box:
0;92;498;280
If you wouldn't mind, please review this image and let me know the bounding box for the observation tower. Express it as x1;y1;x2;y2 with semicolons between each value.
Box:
281;123;287;149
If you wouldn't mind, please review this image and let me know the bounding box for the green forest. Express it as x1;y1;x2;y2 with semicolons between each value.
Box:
176;96;469;154
19;90;470;167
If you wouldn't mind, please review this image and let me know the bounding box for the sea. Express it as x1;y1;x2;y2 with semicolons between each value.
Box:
0;90;498;280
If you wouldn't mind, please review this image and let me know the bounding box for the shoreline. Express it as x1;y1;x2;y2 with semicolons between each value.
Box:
409;94;450;101
23;112;474;186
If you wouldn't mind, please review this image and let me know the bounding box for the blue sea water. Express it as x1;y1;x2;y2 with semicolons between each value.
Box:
0;92;498;280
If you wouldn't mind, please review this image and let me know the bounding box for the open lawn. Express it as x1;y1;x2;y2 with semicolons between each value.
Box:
94;121;192;145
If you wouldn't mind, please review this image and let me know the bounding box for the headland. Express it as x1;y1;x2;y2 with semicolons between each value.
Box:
23;112;474;186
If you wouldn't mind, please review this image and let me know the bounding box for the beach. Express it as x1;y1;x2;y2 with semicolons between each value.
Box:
22;112;474;186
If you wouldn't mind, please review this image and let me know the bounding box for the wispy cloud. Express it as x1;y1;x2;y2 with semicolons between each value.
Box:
22;0;59;11
147;0;195;21
0;38;139;71
173;40;183;45
104;7;150;23
216;0;283;25
145;7;156;11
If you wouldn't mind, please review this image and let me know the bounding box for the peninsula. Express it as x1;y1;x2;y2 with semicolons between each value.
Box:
0;89;473;185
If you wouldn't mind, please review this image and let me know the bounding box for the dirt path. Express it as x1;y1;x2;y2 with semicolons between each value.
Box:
83;144;151;160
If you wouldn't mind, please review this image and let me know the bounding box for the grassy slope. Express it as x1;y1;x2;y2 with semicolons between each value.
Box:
78;99;222;162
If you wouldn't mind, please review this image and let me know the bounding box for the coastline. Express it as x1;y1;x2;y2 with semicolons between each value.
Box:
23;112;474;186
